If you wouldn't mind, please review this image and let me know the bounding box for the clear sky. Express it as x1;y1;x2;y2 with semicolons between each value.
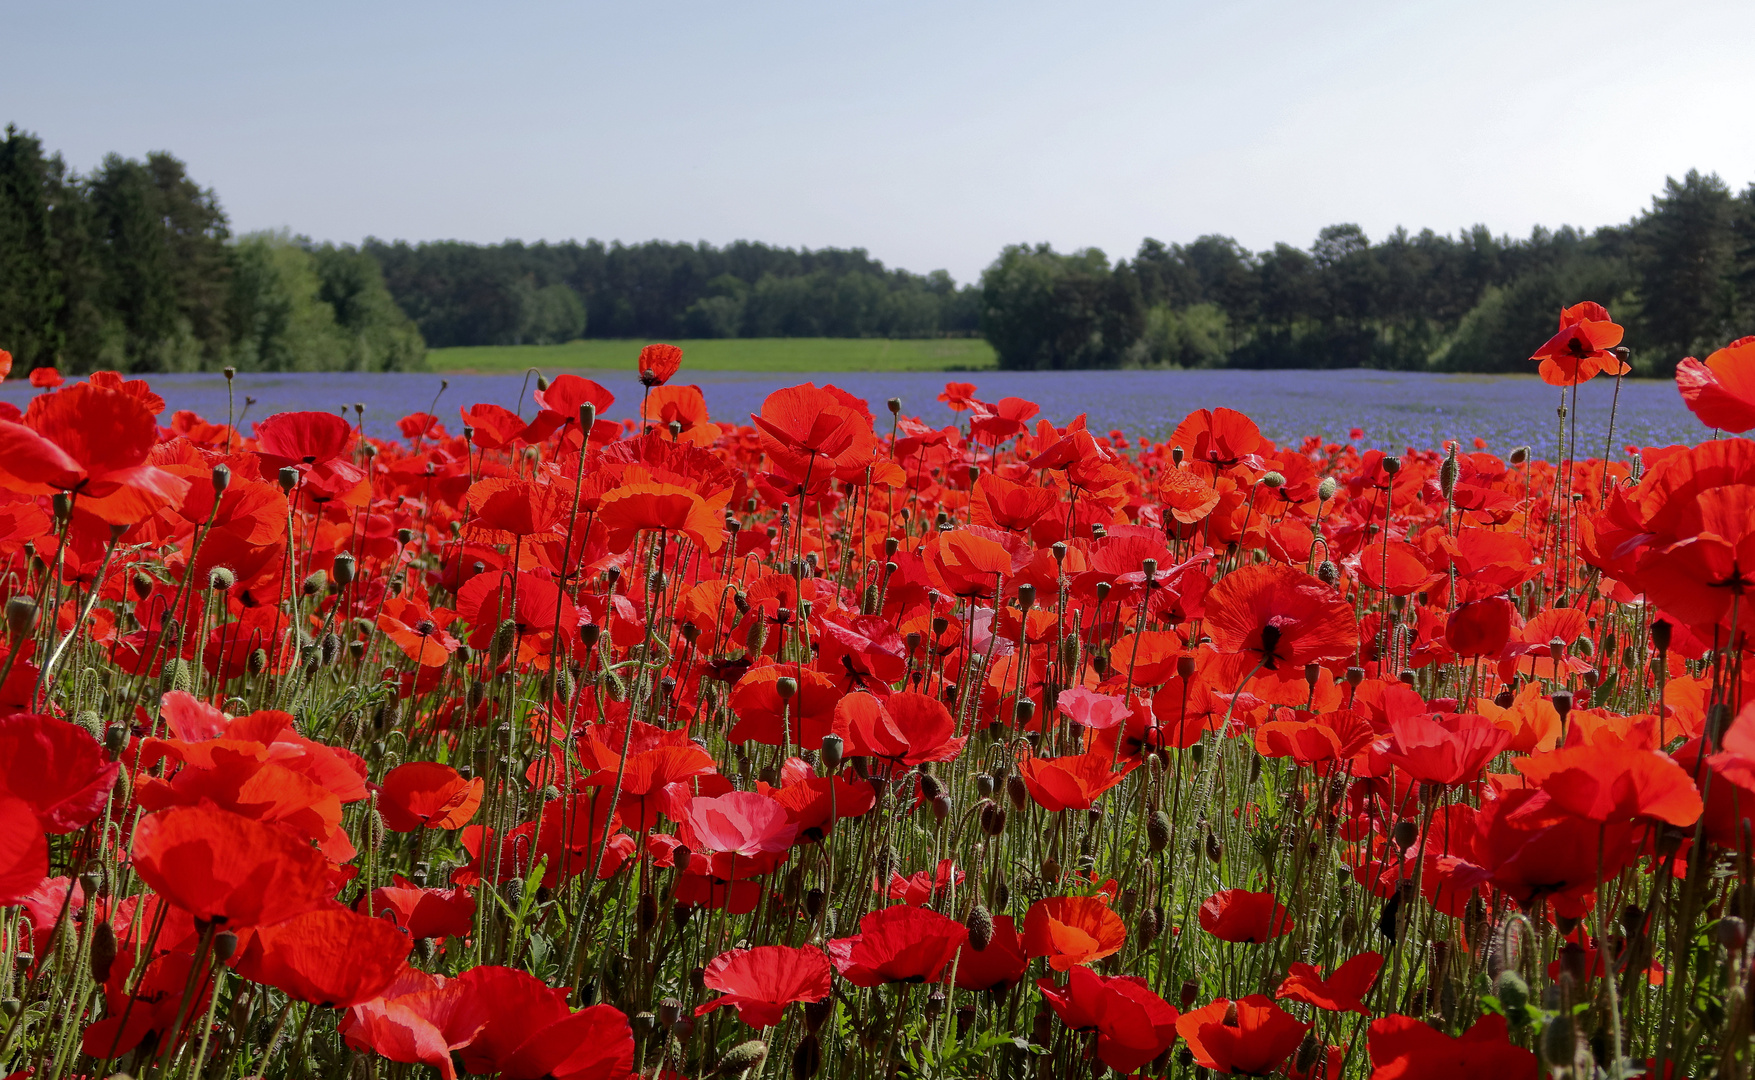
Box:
5;1;1752;283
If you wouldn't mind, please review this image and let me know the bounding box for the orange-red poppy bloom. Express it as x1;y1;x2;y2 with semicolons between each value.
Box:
1206;563;1357;672
0;794;47;904
694;945;832;1028
1176;995;1309;1076
598;481;726;553
1511;744;1702;828
378;762;484;831
1677;336;1755;433
637;342;684;387
131;805;333;928
1037;966;1179;1074
1367;1013;1538;1080
1531;301;1627;386
0;382;191;524
831;691;967;767
0;713;120;833
235;904;412;1007
826;904;968;986
1198;888;1295;943
1023;895;1127;970
1276;951;1382;1014
1016;748;1135;811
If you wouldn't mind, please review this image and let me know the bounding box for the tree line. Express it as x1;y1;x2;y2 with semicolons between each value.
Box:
981;171;1755;375
0;126;423;374
3;123;1751;376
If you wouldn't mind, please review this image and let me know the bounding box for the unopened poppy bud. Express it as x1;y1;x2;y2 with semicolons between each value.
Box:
332;553;356;586
1007;773;1028;810
1508;446;1529;465
1717;916;1747;951
931;793;952;821
1550;690;1573;718
489;619;517;666
1317;475;1338;502
104;724;129;755
1494;969;1529;1014
1539;1015;1576;1070
791;1033;822;1079
161;658;192;694
820;734;843;769
1295;1032;1323;1073
1316;560;1340;585
5;596;37;637
1179;978;1199;1009
967;904;994;951
89;922;117;983
1392;819;1418;850
1147;809;1171;852
1016;582;1035;610
979;804;1006;836
1650;618;1672;652
208;566;235;592
212;931;239;962
1040;856;1061;883
1381;456;1400;476
1440;448;1459;500
301;570;327;597
1205;831;1222;863
1261;471;1284;489
247;648;268;676
278;465;299;492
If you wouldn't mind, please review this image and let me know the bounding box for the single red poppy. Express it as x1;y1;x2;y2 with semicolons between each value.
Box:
1677;336;1755;433
235;904;412;1007
1023;894;1128;969
1366;1013;1538;1080
342;969;488;1080
923;527;1018;600
1206;563;1357;673
970;473;1060;532
1037;965;1179;1074
378;762;485;832
1511;744;1702;828
1016;748;1135;811
28;365;63;388
131;804;333;928
694;945;832;1028
0;382;191;524
525;374;617;444
682;791;797;856
1444;597;1515;658
1198;889;1295;943
968;396;1041;443
1531;301;1627;387
827;904;968;986
1169;407;1263;469
0;713;120;833
363;876;477;939
638;342;684;387
760;758;877;839
1276;951;1382;1014
750;383;873;467
80;949;212;1059
1379;707;1510;788
728;665;841;747
1176;995;1309;1076
450;965;635;1080
831;691;967;767
598;481;726;554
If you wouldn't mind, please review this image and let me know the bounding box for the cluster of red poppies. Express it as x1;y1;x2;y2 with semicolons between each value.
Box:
0;316;1753;1079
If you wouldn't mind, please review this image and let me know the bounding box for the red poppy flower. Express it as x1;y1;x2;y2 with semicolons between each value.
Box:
363;876;477;939
831;691;967;767
1379;707;1510;788
578;729;716;832
235;904;412;1007
1366;1013;1538;1080
1276;951;1381;1014
0;713;120;833
1511;744;1702;828
0;794;48;905
637;342;684;386
0;382;191;524
1198;889;1295;943
682;791;797;856
642;385;719;443
728;665;841;747
1254;709;1375;771
1443;597;1514;658
750;383;874;467
760;758;877;839
924;527;1018;600
525;374;617;444
1023;894;1127;970
1206;563;1357;673
1677;336;1755;433
694;945;832;1028
598;481;726;553
460;402;530;449
968;396;1041;443
1176;995;1309;1076
1169;407;1263;469
28;365;63;388
827;904;968;986
465;477;568;540
131;805;333;928
815;611;909;686
952;914;1028;992
378;762;485;831
1037;966;1179;1074
342;969;488;1080
80;949;212;1059
1016;748;1135;811
1531;301;1627;386
971;473;1060;532
450;966;635;1080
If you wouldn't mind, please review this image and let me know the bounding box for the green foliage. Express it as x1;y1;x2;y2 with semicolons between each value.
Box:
979;244;1145;370
1140;302;1228;367
0;126;424;374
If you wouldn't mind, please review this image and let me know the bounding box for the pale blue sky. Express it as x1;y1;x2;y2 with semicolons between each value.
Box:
5;1;1752;282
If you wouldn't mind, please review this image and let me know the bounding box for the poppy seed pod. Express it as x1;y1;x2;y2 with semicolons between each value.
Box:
332;553;355;586
1650;618;1672;652
5;596;37;638
820;734;843;769
775;676;797;701
277;465;299;492
210;462;231;495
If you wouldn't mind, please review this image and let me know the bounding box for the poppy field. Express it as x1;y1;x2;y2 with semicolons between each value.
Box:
0;307;1752;1080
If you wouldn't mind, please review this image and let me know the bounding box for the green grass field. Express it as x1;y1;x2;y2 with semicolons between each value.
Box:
425;337;997;373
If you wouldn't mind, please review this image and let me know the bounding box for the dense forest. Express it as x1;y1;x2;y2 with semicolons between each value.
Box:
982;172;1755;375
0;126;423;374
3;124;1752;376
